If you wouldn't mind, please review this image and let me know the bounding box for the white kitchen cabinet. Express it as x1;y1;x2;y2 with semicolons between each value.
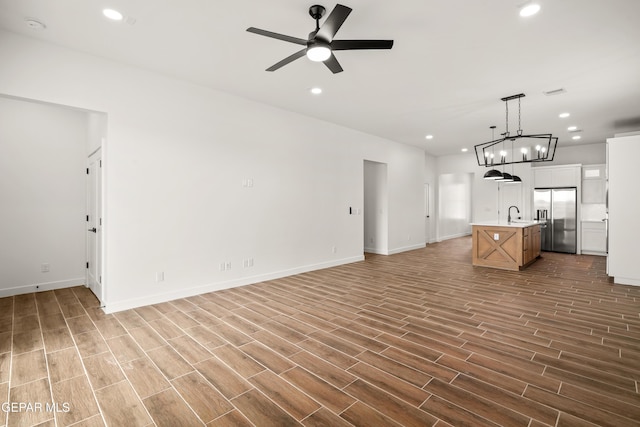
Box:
533;165;581;188
581;221;606;255
582;164;606;204
607;132;640;285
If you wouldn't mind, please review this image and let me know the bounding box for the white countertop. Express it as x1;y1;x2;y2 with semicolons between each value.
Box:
470;220;543;228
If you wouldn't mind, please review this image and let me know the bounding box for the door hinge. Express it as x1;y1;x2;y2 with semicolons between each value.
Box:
86;215;89;222
86;262;89;269
86;168;89;174
99;160;102;167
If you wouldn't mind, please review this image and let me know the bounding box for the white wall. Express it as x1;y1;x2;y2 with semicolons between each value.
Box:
0;96;87;296
0;30;425;312
87;112;107;155
534;143;606;167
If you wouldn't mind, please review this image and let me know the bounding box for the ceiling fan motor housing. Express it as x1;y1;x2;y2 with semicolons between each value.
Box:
309;5;326;20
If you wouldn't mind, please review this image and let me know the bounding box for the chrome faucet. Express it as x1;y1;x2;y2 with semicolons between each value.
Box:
508;205;520;223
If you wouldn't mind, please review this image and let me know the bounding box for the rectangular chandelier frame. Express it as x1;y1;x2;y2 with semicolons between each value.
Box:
474;133;558;167
474;93;558;167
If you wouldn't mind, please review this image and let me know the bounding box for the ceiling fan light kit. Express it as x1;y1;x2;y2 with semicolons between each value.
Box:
246;4;393;74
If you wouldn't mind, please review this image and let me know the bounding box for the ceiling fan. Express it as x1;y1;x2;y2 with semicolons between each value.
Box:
246;4;394;74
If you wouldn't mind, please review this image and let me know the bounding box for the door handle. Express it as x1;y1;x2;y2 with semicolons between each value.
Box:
88;228;97;233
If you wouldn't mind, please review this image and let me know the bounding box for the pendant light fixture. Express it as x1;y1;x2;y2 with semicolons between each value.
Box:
475;93;557;170
504;139;522;184
495;112;513;182
483;126;503;180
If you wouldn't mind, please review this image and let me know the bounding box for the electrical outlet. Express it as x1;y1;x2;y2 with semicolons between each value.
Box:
155;272;164;282
41;263;50;273
225;262;232;270
494;233;500;240
219;263;226;271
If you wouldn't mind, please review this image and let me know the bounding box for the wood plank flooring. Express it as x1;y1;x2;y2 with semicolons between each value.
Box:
1;236;639;426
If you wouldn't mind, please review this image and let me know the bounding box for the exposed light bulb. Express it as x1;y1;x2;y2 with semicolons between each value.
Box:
425;135;434;140
559;112;570;118
310;87;322;95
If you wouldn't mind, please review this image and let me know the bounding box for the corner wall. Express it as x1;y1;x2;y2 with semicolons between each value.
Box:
0;30;425;312
0;97;87;296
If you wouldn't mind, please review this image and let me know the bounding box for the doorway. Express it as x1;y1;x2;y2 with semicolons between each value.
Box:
363;160;388;255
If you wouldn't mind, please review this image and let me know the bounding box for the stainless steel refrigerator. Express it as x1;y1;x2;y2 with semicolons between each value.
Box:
533;187;577;253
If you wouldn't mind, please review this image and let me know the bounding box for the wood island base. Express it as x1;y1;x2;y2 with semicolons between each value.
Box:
472;223;541;271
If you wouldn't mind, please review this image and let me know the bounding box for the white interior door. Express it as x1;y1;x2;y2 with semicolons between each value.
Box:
87;149;103;304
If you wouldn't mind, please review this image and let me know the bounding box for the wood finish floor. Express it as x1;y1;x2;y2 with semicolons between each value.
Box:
1;236;639;426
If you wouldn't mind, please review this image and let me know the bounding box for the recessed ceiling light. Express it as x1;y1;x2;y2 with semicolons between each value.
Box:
461;148;468;152
310;87;322;95
425;135;434;140
103;8;124;21
24;18;46;30
567;126;577;131
572;135;581;140
520;3;541;17
559;112;570;118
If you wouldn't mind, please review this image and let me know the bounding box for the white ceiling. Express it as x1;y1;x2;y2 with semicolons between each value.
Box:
1;0;639;157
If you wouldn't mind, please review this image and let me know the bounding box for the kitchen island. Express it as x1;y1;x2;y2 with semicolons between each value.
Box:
471;221;542;271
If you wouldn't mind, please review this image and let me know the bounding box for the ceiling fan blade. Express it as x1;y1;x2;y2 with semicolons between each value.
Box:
247;27;307;45
316;4;352;42
265;49;307;72
323;53;344;74
331;40;394;50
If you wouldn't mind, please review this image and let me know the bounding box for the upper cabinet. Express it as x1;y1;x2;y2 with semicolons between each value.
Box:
533;165;581;188
582;164;606;204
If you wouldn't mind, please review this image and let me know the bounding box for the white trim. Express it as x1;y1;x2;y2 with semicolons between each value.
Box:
364;247;389;255
102;256;364;313
437;232;472;242
388;243;426;255
0;278;85;298
612;276;640;287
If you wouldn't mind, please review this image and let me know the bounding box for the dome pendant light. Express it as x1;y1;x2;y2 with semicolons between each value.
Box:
483;126;502;180
496;115;513;182
508;139;522;184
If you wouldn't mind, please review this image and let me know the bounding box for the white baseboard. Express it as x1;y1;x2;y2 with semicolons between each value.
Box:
437;232;471;242
0;278;85;298
388;243;426;255
364;246;389;255
581;250;606;256
613;276;640;287
103;255;365;314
